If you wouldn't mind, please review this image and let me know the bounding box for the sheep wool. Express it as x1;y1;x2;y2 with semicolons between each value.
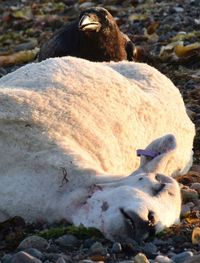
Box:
0;57;195;240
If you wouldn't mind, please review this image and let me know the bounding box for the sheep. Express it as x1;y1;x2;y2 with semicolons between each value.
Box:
0;56;195;241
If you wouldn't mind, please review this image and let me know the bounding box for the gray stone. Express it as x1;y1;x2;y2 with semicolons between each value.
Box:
55;234;79;247
173;7;184;12
56;257;66;263
181;188;198;203
18;236;48;251
184;254;200;263
153;238;172;246
194;18;200;25
45;244;59;253
45;253;72;263
89;241;107;255
1;254;13;263
191;183;200;194
83;238;95;248
181;204;191;217
193;199;200;211
14;40;38;52
134;253;149;263
10;251;42;263
79;2;94;9
167;252;176;258
111;242;122;253
192;227;200;244
155;255;174;263
24;248;44;260
58;256;73;263
172;251;193;263
142;242;158;257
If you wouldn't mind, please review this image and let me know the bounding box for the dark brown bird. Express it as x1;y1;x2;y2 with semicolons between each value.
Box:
38;7;135;62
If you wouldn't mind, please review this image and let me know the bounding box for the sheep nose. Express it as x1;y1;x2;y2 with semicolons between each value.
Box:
120;208;156;242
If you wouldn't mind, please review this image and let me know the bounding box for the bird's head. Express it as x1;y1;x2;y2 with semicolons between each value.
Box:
78;7;117;33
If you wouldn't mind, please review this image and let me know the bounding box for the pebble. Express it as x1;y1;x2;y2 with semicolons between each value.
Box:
14;41;38;52
118;261;134;263
56;257;66;263
190;0;200;6
134;253;149;263
181;188;199;203
111;242;122;253
192;227;200;244
10;251;42;263
194;18;200;25
171;251;193;263
153;238;172;246
55;234;79;248
142;242;158;258
186;108;196;119
79;2;94;9
83;238;96;249
1;254;13;263
78;261;99;263
193;199;200;210
167;252;176;258
45;244;59;253
23;248;44;260
185;202;195;208
173;7;184;12
154;255;174;263
181;204;191;217
44;253;72;262
190;183;200;194
89;242;107;255
185;254;200;263
18;236;48;251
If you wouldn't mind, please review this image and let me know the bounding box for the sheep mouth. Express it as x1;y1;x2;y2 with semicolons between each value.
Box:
120;208;156;241
120;208;136;232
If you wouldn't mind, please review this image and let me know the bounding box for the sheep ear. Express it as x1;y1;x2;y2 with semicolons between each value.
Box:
137;134;177;174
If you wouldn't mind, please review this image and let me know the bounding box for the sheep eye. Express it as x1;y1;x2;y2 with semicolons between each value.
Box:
138;177;143;181
152;183;165;196
155;174;161;182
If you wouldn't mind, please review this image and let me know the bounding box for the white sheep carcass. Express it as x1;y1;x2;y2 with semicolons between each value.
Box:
0;56;195;241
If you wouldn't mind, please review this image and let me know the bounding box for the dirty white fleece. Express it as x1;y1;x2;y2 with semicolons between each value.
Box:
0;56;195;223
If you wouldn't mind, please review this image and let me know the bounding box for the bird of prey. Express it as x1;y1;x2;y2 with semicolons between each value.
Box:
38;7;135;62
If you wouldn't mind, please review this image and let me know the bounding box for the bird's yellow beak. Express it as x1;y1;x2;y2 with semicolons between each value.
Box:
79;14;101;31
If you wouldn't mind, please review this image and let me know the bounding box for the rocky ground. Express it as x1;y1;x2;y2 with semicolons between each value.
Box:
0;0;200;262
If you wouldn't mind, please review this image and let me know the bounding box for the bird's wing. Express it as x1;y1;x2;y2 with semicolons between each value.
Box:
126;40;135;61
38;22;80;61
122;33;135;61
